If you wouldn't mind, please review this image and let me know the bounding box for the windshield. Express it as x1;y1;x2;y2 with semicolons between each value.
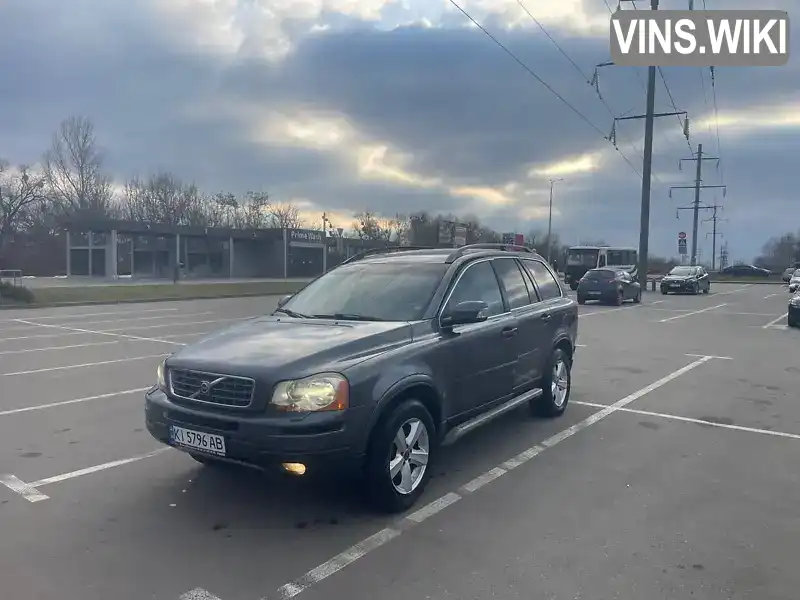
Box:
280;261;447;321
669;267;695;276
793;269;800;277
567;249;599;267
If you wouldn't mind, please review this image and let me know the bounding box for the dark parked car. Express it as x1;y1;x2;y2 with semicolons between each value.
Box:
660;265;711;295
719;264;771;277
576;268;641;305
788;291;800;328
145;244;578;512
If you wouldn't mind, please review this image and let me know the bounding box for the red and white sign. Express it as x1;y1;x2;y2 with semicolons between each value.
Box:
678;231;687;240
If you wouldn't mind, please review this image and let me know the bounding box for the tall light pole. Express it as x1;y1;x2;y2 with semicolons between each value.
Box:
547;178;563;263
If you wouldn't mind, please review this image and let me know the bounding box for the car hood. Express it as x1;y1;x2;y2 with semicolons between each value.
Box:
165;315;414;377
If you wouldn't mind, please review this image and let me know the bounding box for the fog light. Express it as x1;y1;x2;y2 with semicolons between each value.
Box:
282;462;306;476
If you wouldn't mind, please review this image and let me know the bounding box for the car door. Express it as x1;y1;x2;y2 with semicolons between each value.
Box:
617;270;631;299
439;259;518;418
697;267;710;290
490;257;544;395
519;258;565;379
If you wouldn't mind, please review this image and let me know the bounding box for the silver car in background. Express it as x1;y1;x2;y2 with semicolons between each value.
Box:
789;269;800;293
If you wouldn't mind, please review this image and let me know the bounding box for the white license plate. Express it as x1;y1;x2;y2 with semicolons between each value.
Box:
588;291;601;296
170;426;226;456
670;283;680;287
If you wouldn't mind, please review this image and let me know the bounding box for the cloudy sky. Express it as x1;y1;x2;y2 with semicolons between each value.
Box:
0;0;796;261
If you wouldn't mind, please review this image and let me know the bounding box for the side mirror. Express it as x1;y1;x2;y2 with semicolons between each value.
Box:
277;294;293;307
440;300;490;328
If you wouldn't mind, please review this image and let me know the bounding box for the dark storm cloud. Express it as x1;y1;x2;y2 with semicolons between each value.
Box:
0;0;796;260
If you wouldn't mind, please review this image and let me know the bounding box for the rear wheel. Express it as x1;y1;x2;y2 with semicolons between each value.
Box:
577;296;586;305
661;289;668;295
364;399;436;513
532;348;571;418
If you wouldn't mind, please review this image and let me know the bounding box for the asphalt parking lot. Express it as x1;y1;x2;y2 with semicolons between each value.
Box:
1;283;798;600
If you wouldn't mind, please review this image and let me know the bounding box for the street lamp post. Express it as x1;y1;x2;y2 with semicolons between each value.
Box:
547;178;563;263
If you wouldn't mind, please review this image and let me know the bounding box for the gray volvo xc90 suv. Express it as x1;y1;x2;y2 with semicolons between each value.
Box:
145;244;578;512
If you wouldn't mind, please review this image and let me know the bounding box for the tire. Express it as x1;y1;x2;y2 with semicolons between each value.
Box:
614;290;624;306
661;289;668;295
577;296;586;305
532;348;572;418
364;399;436;513
570;281;579;291
633;289;642;303
703;285;710;294
693;283;699;295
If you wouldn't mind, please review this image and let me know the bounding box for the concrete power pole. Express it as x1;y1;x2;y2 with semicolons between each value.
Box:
672;143;726;266
609;0;690;286
546;178;562;263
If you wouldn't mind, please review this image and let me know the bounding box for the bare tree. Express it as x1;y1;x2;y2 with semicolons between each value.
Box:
42;116;113;215
352;211;393;241
118;172;205;225
0;161;47;255
267;202;303;229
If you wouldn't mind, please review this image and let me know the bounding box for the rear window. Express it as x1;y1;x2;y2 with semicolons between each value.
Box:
587;269;616;280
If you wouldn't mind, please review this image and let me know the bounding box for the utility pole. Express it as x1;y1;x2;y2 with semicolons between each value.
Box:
609;0;691;286
672;143;725;265
546;178;562;263
704;204;725;271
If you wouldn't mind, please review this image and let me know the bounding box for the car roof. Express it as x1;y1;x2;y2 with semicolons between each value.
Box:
349;246;546;265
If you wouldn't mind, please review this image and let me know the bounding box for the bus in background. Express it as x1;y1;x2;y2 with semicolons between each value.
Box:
564;245;638;290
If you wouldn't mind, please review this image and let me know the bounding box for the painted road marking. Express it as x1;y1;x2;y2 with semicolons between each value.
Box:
1;311;215;333
12;318;188;345
712;285;751;296
685;353;733;360
0;474;50;502
0;388;150;417
0;307;179;324
0;340;121;355
573;401;800;441
0;354;167;377
180;589;223;600
658;303;727;322
259;356;716;600
762;313;788;329
764;293;783;299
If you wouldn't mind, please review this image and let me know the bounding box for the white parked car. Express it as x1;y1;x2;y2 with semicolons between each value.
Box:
789;269;800;293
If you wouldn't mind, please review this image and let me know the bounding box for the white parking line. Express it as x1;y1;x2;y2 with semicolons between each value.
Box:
263;355;716;600
573;401;800;441
579;300;664;317
0;354;167;377
764;293;783;299
658;303;727;322
762;313;787;329
1;311;215;333
0;307;179;324
0;387;149;417
0;340;121;355
712;285;751;296
12;318;187;345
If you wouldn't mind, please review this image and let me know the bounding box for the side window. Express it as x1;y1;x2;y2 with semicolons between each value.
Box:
492;258;531;310
522;259;562;301
444;261;504;317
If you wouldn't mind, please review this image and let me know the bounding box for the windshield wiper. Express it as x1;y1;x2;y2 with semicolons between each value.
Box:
310;313;386;322
273;307;311;318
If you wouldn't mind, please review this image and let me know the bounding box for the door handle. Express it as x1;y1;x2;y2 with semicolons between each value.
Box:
501;327;518;337
540;313;552;322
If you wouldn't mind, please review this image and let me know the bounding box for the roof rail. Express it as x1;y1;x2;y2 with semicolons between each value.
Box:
445;243;533;263
341;245;435;265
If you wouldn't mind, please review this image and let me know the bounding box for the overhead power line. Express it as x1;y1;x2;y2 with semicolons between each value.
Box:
709;67;725;185
513;0;645;170
446;0;643;177
657;67;694;152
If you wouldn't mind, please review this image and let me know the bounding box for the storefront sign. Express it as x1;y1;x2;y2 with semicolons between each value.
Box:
289;229;324;244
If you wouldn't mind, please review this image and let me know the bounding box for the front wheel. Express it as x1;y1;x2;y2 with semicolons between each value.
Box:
633;289;642;303
532;348;572;418
614;290;624;306
364;400;436;513
569;281;579;291
577;295;586;305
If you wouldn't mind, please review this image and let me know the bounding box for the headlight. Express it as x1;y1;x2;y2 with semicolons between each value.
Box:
271;373;349;412
156;359;167;391
790;296;800;307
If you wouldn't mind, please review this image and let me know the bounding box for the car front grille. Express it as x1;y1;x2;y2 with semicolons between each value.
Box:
169;368;255;408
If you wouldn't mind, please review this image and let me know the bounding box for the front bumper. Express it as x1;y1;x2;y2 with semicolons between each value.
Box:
788;304;800;323
660;280;697;293
144;387;370;475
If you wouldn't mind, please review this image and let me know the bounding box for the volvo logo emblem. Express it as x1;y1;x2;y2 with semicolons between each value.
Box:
199;381;211;394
